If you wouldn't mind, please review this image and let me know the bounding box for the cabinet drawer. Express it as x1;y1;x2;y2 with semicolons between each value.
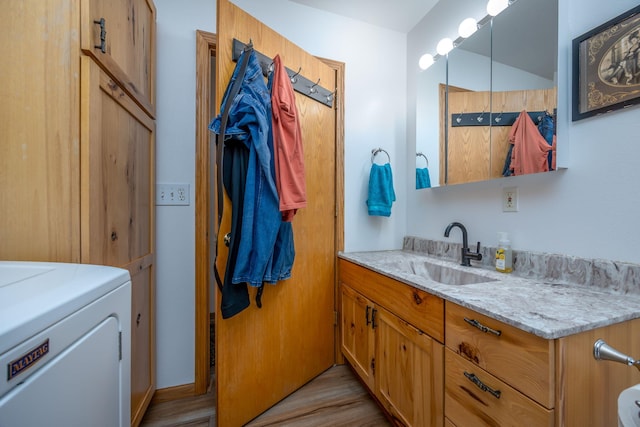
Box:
445;302;554;408
339;259;444;342
445;349;554;427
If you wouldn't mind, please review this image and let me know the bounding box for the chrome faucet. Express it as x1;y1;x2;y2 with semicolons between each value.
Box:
444;222;483;266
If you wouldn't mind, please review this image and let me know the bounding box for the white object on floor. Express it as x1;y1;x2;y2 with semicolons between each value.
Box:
619;383;640;427
0;261;131;427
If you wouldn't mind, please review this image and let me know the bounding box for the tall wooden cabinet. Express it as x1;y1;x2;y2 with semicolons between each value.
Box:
0;1;156;426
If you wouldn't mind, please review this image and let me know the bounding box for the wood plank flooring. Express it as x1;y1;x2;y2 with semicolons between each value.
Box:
140;364;390;426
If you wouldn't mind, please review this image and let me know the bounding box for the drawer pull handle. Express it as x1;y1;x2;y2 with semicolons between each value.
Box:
464;371;501;399
371;308;378;329
464;317;501;336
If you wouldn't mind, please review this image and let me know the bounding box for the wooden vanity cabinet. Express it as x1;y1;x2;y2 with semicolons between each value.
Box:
1;2;156;426
339;259;445;427
445;301;640;426
445;302;554;426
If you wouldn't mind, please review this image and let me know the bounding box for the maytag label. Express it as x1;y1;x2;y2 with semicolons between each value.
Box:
7;339;50;380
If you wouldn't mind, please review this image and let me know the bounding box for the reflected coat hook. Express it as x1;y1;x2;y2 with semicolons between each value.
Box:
309;78;321;94
290;67;302;83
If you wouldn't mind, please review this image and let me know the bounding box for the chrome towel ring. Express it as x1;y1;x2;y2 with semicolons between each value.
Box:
371;148;390;164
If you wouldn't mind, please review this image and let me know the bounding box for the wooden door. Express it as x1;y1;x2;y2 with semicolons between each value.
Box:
445;88;492;185
81;57;156;426
341;285;375;389
215;1;338;426
375;306;444;427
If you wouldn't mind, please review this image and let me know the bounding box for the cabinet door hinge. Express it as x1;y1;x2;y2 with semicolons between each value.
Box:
334;310;338;326
370;357;375;375
118;331;122;361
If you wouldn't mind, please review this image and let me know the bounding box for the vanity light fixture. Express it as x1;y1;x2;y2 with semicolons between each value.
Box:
487;0;509;16
436;37;454;56
458;17;478;38
419;53;435;70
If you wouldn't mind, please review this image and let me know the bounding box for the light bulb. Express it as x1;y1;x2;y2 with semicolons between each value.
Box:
458;17;478;38
487;0;508;16
436;38;454;56
419;53;434;70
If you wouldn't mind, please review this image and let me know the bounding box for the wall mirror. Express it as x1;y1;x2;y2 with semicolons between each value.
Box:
416;0;558;188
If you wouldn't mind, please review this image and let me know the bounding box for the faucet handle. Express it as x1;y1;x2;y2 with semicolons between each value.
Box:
474;241;483;261
475;241;481;253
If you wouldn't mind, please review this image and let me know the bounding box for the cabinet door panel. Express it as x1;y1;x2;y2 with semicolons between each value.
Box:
81;58;155;267
375;306;444;427
81;0;156;115
130;266;154;426
341;285;375;389
0;0;81;263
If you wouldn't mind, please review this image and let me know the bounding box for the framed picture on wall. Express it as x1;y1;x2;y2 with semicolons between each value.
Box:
572;4;640;121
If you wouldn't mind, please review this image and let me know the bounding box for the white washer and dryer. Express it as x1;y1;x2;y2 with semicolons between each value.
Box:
0;261;131;427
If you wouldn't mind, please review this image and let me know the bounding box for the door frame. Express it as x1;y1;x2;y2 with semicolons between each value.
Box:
194;29;345;394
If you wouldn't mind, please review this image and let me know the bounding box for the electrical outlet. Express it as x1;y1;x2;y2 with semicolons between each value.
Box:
502;186;518;212
156;183;190;206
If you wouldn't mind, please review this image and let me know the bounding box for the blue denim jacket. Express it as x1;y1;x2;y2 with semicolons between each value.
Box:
210;49;291;288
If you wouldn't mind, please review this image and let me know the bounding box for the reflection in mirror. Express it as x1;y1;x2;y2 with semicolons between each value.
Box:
491;0;558;178
445;21;492;185
415;0;559;188
416;57;446;187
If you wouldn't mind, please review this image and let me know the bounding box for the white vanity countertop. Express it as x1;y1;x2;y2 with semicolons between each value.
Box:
339;250;640;339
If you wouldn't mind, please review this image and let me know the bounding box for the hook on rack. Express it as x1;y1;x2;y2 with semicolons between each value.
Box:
326;89;337;103
416;152;429;167
309;78;321;94
371;148;391;164
289;67;302;83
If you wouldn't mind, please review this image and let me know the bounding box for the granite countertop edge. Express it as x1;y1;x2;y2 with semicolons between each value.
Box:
338;250;640;340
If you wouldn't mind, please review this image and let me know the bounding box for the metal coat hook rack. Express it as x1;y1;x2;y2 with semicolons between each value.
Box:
451;110;554;127
231;39;335;108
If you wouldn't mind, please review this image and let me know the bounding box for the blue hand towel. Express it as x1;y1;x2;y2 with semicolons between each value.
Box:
367;163;396;217
416;167;431;189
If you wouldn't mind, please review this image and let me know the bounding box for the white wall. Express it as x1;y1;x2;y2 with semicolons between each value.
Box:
154;0;640;389
407;0;640;264
154;0;215;389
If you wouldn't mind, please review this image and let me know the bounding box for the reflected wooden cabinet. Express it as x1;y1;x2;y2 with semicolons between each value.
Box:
339;259;444;427
1;1;156;426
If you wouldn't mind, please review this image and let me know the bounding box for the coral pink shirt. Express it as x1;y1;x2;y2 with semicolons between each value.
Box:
509;110;554;175
271;55;307;221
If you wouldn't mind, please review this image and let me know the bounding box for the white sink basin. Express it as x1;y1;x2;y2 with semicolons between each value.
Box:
378;258;497;286
619;384;640;427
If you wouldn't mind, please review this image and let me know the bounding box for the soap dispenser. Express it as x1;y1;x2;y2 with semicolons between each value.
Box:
495;232;513;273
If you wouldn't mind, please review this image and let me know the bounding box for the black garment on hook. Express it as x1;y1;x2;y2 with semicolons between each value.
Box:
220;141;251;319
